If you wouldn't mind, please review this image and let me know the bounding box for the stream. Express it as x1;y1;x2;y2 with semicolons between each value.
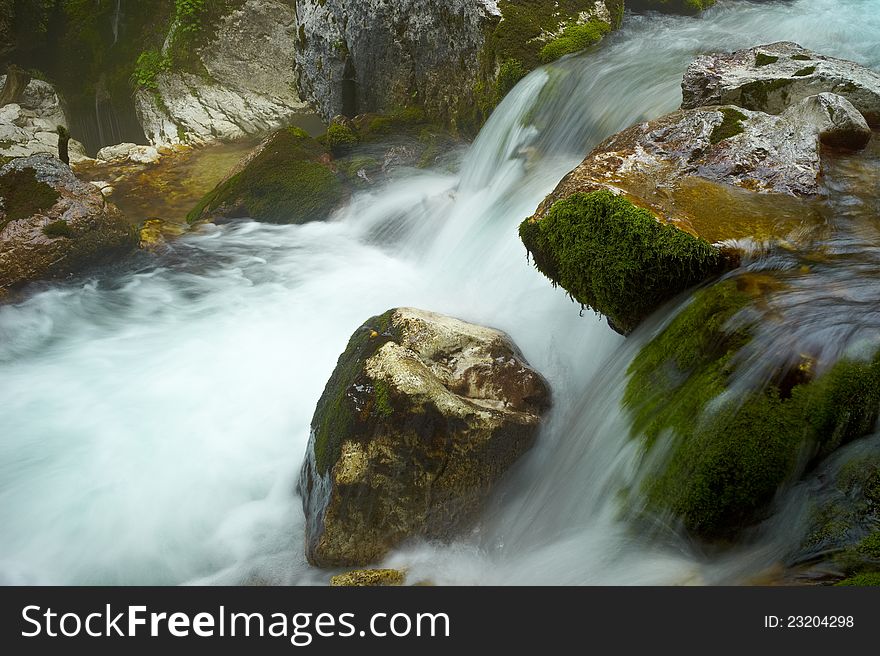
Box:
1;0;879;585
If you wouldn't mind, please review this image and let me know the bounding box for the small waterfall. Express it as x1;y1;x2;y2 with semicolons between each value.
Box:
112;0;122;45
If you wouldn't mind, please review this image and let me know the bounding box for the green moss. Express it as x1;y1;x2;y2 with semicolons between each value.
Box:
311;310;399;476
165;0;246;72
0;167;60;232
794;66;817;77
791;54;813;61
710;107;749;144
801;359;880;456
754;53;779;67
326;123;358;154
337;155;380;180
495;58;527;100
42;220;73;239
131;49;170;91
470;1;621;128
854;530;880;559
186;127;344;225
624;279;753;445
519;190;725;334
740;78;794;108
374;380;394;417
354;106;426;140
624;279;880;538
539;21;611;64
836;572;880;586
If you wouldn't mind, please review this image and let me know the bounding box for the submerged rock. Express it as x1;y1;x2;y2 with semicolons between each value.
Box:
623;278;880;539
0;155;137;297
0;76;88;163
788;437;880;584
520;190;728;335
299;307;551;567
187;127;345;225
681;42;880;126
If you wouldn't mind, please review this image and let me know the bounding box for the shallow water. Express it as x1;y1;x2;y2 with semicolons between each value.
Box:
1;0;879;585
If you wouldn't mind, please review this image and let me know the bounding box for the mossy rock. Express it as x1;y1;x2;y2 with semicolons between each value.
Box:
0;166;60;232
628;0;716;14
186;127;345;225
519;190;727;334
325;123;359;155
624;278;880;539
1;155;137;296
465;1;623;131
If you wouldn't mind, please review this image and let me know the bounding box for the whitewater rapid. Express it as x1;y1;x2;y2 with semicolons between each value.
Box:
1;0;879;585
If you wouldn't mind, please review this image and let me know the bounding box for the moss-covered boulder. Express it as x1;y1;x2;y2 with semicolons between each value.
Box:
0;154;137;298
519;191;727;334
520;91;869;333
623;277;880;539
298;307;551;567
682;42;880;126
186;127;345;224
628;0;716;14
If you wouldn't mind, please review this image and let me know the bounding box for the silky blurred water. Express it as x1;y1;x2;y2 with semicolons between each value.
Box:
1;0;879;585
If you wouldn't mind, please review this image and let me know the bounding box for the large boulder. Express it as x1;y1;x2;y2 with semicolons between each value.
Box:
0;155;137;297
135;0;311;148
0;77;88;163
298;308;551;567
294;1;623;133
186;127;346;225
681;42;880;126
519;91;869;333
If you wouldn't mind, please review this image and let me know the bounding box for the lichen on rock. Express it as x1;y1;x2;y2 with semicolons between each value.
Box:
682;42;880;126
519;190;726;335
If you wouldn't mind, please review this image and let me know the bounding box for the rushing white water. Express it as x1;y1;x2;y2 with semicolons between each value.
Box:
2;0;880;585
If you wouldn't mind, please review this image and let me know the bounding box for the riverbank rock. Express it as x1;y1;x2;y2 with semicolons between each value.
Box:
135;0;311;148
294;1;623;133
623;277;880;540
299;307;551;567
0;155;137;298
681;42;880;126
0;76;88;163
186;127;345;225
520;88;872;334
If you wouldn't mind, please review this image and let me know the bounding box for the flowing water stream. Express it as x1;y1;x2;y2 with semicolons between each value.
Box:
1;0;879;585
